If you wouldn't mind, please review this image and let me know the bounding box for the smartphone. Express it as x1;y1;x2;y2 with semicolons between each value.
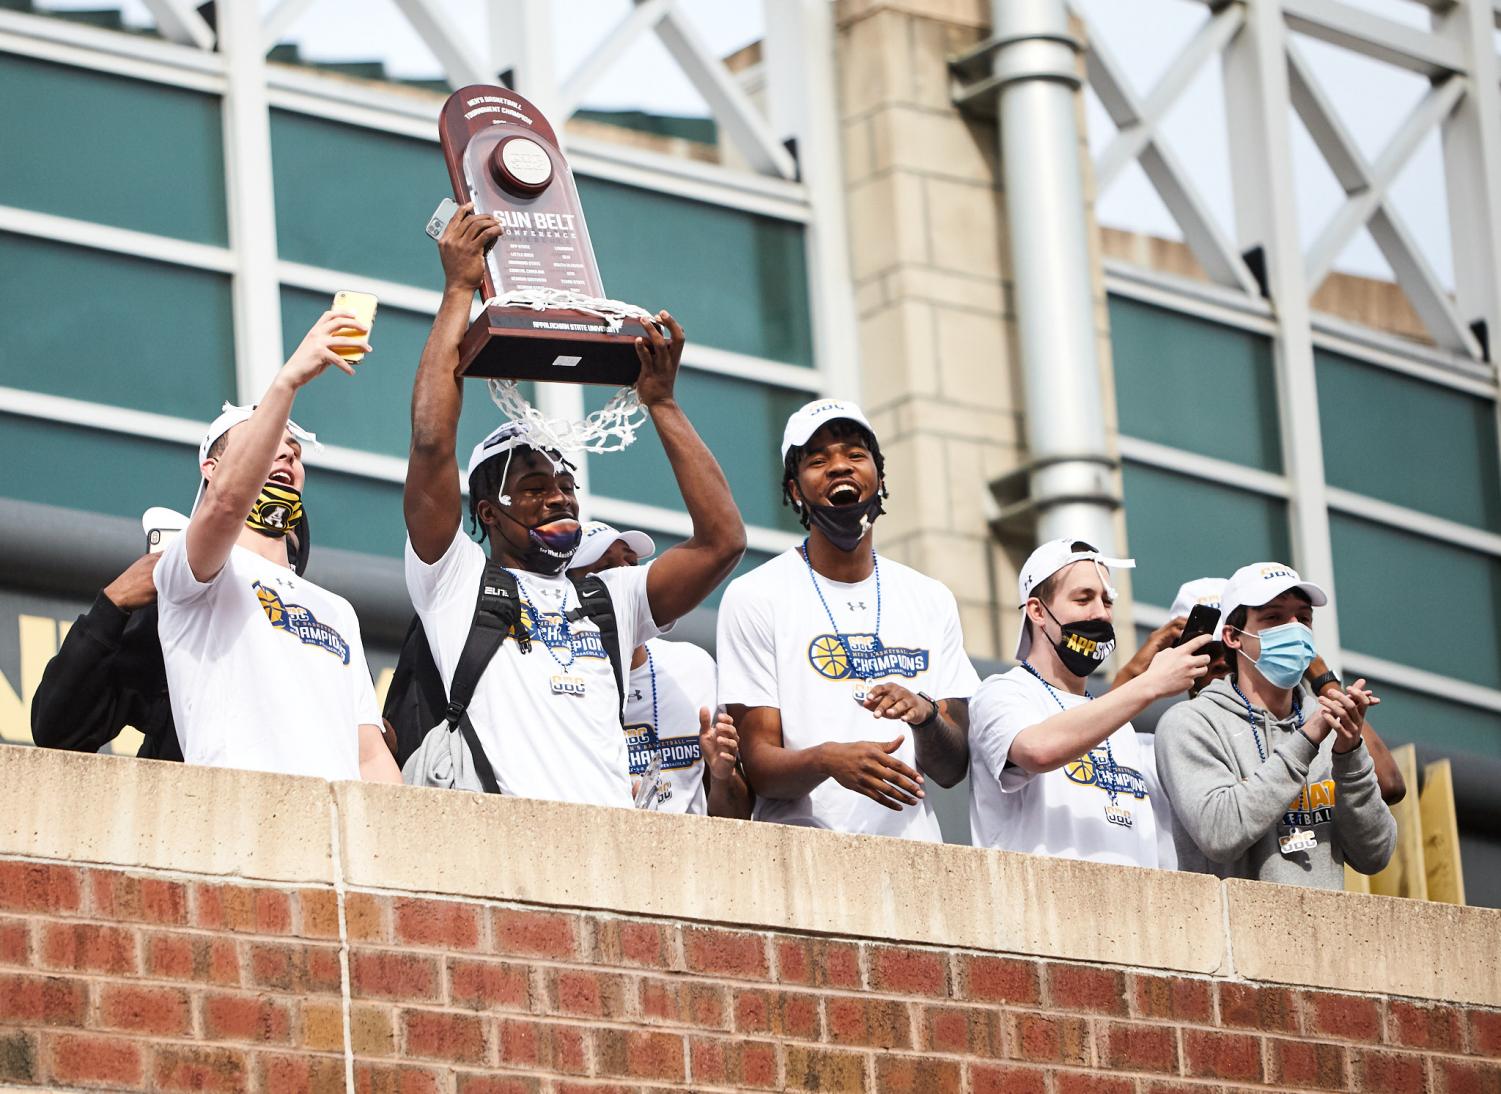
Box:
146;528;180;554
331;290;378;362
425;197;459;241
1174;603;1222;648
142;506;187;554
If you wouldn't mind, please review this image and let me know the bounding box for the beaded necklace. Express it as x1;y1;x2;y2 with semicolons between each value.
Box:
508;570;576;671
1019;659;1122;807
800;539;882;679
1229;677;1303;764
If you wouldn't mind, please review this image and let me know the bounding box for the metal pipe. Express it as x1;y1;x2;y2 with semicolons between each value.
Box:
991;0;1120;553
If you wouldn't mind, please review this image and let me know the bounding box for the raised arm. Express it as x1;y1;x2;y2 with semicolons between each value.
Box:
636;314;747;627
406;203;503;563
1008;637;1211;773
187;313;368;583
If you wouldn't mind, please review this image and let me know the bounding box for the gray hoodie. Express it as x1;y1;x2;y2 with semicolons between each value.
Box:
1155;677;1396;888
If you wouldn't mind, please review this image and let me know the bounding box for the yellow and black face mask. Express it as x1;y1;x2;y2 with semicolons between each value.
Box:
246;483;304;538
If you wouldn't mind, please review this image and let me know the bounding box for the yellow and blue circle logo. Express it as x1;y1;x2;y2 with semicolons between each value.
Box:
809;635;853;679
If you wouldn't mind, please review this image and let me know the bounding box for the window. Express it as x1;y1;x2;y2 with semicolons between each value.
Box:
0;54;226;244
0;234;234;418
1111;295;1281;471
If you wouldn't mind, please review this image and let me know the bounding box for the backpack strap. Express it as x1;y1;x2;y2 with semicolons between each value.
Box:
567;573;626;720
446;558;528;794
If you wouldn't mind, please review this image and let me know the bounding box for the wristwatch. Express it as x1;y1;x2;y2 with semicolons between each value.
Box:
1308;671;1341;695
913;692;941;729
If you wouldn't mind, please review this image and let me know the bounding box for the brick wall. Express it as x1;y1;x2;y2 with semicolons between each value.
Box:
4;749;1500;1093
3;857;1500;1092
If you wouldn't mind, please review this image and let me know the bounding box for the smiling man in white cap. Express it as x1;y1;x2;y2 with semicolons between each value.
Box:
153;311;400;784
1154;562;1396;886
402;206;745;807
569;523;751;818
715;399;980;840
967;539;1212;866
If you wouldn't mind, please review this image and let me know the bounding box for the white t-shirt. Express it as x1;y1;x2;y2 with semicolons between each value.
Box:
154;537;380;780
624;638;716;816
1136;731;1178;870
404;530;658;807
716;547;981;841
968;666;1158;867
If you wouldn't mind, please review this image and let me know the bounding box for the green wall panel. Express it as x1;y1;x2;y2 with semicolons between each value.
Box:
1110;295;1281;471
584;372;807;534
1330;514;1501;691
1317;349;1501;532
269;110;452;288
1355;679;1501;762
578;178;813;368
278;287;530;465
0;413;409;560
1122;462;1291;607
0;53;226;244
0;233;234;418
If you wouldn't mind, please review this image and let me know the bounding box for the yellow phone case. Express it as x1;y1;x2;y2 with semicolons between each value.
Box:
332;290;378;361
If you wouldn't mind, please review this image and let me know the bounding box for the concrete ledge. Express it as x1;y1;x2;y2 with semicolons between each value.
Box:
0;747;334;885
336;781;1228;975
1227;878;1501;1007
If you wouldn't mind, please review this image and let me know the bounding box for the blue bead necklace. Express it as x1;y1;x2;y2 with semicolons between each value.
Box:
1019;658;1122;807
508;570;576;671
800;539;882;679
1230;677;1303;764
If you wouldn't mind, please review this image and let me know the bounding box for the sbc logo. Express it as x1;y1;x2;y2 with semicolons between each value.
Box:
551;675;586;696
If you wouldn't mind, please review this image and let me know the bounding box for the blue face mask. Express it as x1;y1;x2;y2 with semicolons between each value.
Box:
1240;621;1317;689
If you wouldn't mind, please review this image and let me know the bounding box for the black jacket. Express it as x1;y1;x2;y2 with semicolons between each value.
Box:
30;592;181;761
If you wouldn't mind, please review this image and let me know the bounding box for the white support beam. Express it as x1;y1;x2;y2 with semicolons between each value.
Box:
390;0;493;89
218;0;285;402
260;0;321;54
492;0;561;129
1301;71;1464;287
763;0;862;400
556;0;674;120
1080;6;1259;293
1222;0;1343;663
1436;0;1501;367
138;0;215;50
1281;0;1467;76
654;6;799;180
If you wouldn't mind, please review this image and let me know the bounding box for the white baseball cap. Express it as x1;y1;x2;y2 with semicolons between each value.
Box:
780;399;875;461
568;521;656;571
193;402;320;512
1168;577;1228;621
1216;562;1327;639
1014;538;1136;660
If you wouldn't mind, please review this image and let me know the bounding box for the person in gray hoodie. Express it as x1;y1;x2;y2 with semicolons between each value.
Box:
1155;562;1396;888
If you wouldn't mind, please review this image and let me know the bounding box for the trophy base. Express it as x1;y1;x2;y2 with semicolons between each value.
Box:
458;306;646;386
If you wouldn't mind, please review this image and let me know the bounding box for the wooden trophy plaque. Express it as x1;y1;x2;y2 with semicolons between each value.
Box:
438;85;650;385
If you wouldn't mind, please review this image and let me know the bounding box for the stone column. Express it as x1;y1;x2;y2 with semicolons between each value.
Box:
833;0;1134;666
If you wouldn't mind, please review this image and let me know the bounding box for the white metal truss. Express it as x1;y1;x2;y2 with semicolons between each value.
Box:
1070;0;1501;676
1070;0;1501;359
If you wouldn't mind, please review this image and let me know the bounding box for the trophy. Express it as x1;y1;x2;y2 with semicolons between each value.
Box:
438;85;655;394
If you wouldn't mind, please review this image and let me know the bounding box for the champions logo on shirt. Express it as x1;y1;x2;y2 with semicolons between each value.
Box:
806;633;929;681
1283;778;1336;827
624;724;702;776
518;605;608;660
1063;747;1149;799
253;583;350;664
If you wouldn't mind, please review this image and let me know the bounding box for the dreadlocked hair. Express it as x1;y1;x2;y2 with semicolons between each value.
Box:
780;420;888;530
467;443;576;543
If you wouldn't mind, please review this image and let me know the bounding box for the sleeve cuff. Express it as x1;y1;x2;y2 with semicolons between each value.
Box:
84;590;132;644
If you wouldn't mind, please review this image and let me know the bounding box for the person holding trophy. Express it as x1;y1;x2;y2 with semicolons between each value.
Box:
401;198;745;807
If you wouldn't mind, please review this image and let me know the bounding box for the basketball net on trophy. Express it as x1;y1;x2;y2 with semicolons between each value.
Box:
438;85;656;453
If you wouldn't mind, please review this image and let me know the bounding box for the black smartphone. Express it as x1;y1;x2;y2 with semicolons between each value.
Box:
1174;603;1221;648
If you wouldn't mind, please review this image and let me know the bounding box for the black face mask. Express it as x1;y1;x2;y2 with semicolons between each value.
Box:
804;493;884;553
1042;602;1116;678
496;509;581;575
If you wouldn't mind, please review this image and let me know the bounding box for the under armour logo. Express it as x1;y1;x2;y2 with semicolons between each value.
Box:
847;601;867;611
630;689;644;702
